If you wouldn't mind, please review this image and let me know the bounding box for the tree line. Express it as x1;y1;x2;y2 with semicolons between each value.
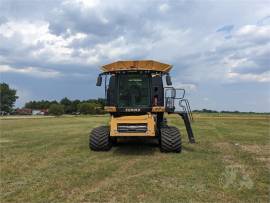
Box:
0;82;106;115
24;98;106;115
1;83;269;115
193;109;269;114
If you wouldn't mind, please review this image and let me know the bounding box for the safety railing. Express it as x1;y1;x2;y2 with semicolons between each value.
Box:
164;87;193;122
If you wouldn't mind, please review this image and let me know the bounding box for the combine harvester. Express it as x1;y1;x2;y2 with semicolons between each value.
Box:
90;60;195;153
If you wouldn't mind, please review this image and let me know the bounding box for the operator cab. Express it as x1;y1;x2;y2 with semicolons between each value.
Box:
96;61;177;114
103;71;168;113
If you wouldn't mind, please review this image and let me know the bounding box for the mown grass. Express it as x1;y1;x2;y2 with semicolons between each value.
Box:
0;114;269;202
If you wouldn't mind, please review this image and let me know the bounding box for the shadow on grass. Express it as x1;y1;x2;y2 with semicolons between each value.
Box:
112;139;199;155
112;138;158;156
181;145;196;152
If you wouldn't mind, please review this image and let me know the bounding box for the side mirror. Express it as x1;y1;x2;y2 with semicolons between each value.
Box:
166;75;172;86
96;75;102;86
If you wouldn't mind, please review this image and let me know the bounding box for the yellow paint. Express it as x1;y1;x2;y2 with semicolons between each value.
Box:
152;106;165;112
104;106;117;112
110;113;156;137
101;60;172;73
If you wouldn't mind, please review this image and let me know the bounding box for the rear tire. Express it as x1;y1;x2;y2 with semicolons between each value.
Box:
160;126;182;153
89;126;112;151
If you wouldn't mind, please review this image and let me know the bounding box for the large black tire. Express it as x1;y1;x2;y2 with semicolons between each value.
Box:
160;126;182;153
89;126;112;151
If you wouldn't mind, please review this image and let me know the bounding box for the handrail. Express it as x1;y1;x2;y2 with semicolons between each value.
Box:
174;88;185;99
179;99;193;121
164;87;194;122
164;87;185;99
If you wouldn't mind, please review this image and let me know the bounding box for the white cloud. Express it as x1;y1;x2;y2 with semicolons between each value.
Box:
203;97;209;101
1;15;269;84
0;65;62;78
64;0;101;9
227;71;270;82
173;82;197;91
96;36;130;59
235;23;267;41
218;25;270;82
159;3;170;13
173;23;270;84
0;20;92;66
235;25;270;39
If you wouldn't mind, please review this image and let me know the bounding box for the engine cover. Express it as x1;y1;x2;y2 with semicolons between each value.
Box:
110;113;156;136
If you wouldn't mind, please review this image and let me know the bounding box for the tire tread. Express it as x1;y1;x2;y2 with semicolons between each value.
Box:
89;126;112;151
160;126;182;153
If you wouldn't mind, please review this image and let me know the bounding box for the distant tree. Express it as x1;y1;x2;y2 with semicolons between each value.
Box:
60;97;73;114
23;98;106;114
97;98;106;108
201;109;218;113
0;83;18;113
78;102;96;114
70;99;80;113
25;100;58;109
60;97;72;106
25;101;35;109
49;104;64;116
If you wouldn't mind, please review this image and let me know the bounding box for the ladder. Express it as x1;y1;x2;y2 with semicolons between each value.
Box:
165;87;196;143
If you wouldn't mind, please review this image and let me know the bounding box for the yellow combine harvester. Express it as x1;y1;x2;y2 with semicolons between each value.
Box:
90;60;195;153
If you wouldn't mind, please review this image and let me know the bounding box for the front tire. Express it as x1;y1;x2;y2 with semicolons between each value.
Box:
89;126;112;151
160;126;182;153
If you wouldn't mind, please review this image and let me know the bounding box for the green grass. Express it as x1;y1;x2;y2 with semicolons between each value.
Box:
0;114;269;202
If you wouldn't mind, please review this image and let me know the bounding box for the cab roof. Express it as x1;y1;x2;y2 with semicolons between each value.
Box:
101;60;172;73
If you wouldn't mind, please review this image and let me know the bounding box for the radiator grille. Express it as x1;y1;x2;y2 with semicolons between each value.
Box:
117;123;147;133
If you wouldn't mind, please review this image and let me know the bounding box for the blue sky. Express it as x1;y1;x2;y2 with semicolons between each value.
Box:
0;0;270;112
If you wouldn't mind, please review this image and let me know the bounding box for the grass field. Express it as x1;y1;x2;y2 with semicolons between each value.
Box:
0;114;269;202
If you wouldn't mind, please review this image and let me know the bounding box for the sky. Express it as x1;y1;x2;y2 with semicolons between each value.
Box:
0;0;270;112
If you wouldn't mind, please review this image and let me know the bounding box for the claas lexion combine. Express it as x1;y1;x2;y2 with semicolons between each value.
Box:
89;60;195;153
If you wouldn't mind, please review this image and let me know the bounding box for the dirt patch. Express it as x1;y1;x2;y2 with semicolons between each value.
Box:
214;142;233;151
240;144;270;168
222;155;246;169
214;142;251;174
214;142;255;190
195;116;270;120
215;142;270;168
0;139;12;143
240;144;269;155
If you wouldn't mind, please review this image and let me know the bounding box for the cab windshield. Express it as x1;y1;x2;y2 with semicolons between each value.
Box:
118;74;150;107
